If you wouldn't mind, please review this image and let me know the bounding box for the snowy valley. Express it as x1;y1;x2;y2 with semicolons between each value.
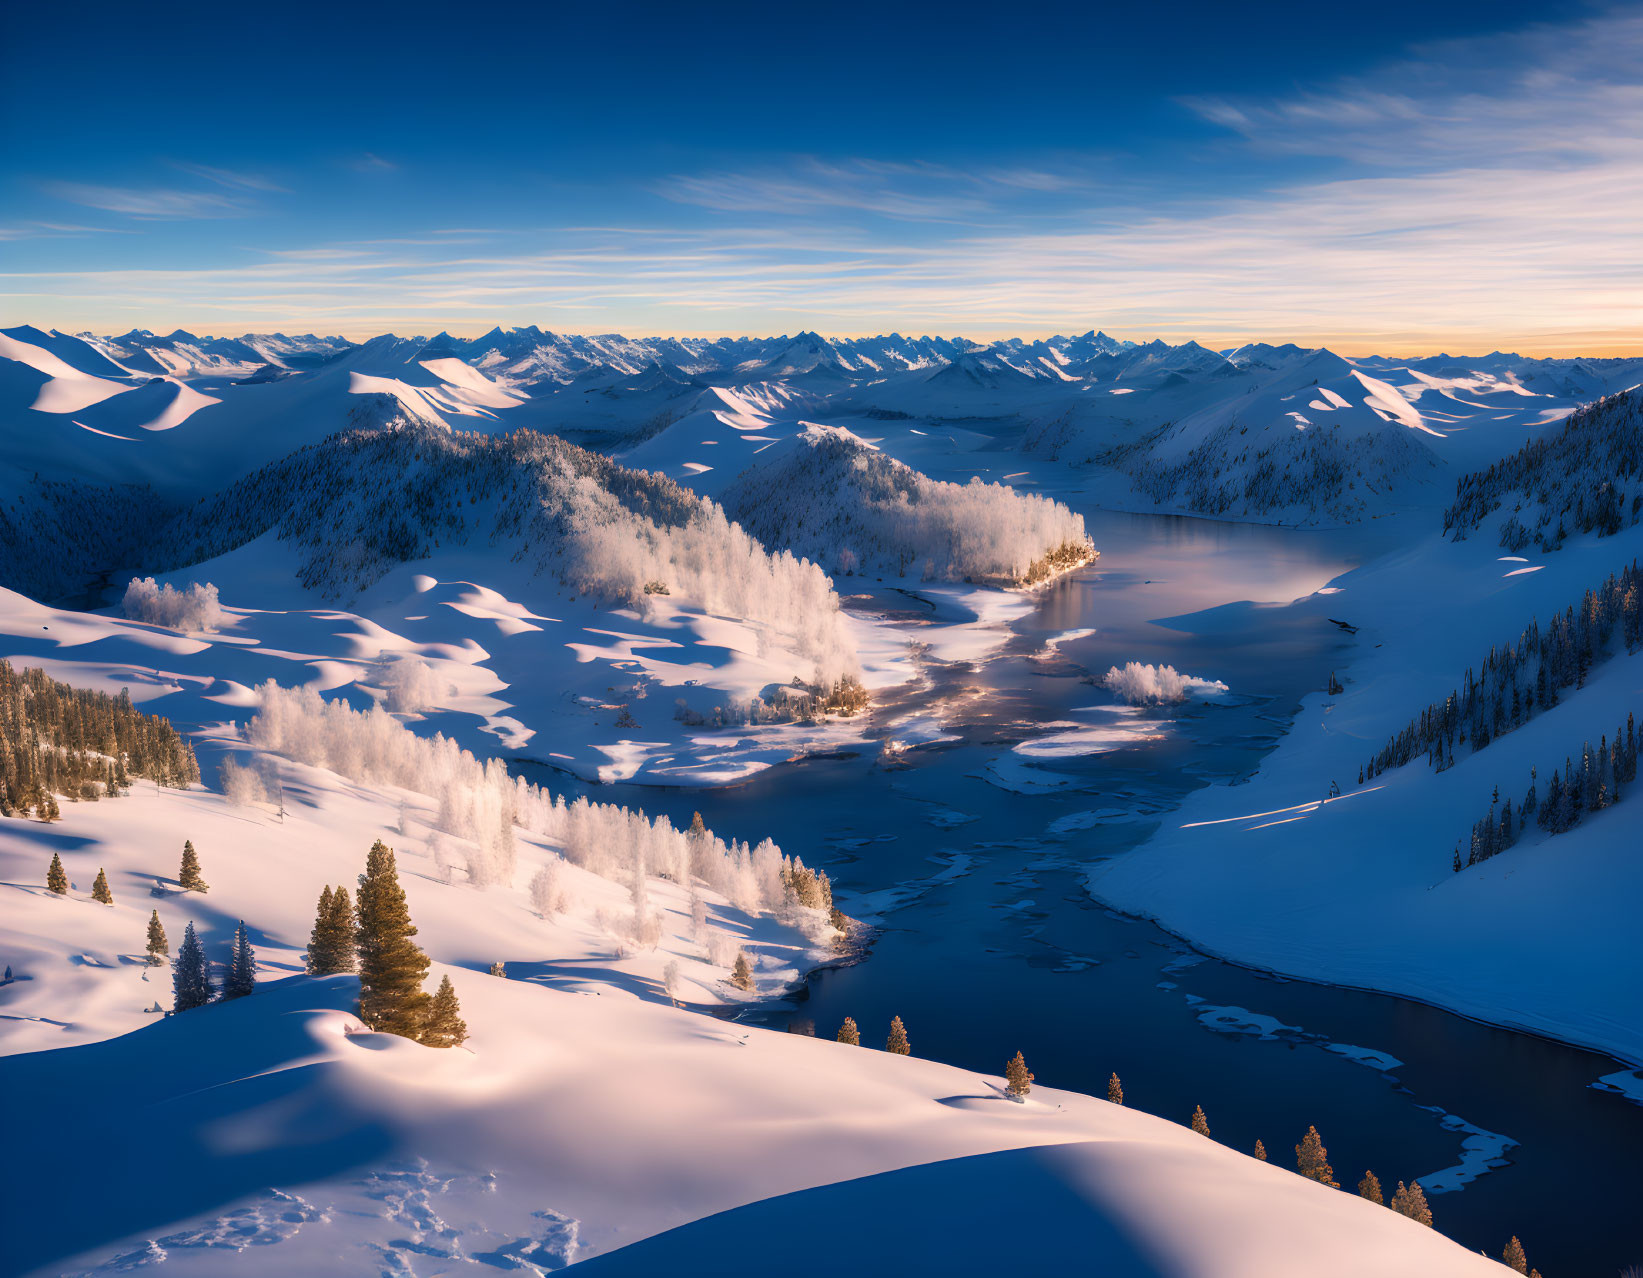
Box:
1;322;1639;1278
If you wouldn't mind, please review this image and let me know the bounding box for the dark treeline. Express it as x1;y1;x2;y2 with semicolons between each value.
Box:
0;659;199;816
1444;387;1643;549
1459;714;1638;870
0;477;174;603
1361;561;1641;784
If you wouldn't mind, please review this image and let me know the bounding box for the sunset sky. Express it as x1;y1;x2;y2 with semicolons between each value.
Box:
3;0;1639;354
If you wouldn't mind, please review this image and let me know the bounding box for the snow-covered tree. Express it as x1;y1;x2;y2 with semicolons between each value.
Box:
224;921;256;999
730;951;753;992
91;867;113;905
172;921;213;1012
46;852;68;895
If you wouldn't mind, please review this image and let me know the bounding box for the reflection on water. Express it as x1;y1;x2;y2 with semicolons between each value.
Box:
522;510;1641;1276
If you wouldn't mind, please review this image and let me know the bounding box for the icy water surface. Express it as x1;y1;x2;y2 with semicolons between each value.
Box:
538;510;1643;1276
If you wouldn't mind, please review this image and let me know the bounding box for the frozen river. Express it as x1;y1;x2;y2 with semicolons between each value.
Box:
540;509;1643;1276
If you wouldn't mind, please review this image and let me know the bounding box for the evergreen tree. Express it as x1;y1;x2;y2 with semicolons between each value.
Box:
1389;1180;1434;1227
730;950;753;991
91;867;113;905
172;921;213;1011
420;974;468;1048
885;1015;910;1055
224;920;256;999
325;886;357;973
1358;1170;1383;1205
178;840;208;892
355;840;431;1037
306;886;335;974
46;851;68;895
1190;1105;1211;1137
1005;1051;1034;1100
1502;1237;1528;1275
836;1016;860;1046
1294;1126;1338;1187
1107;1073;1123;1105
145;909;168;965
1253;1140;1267;1162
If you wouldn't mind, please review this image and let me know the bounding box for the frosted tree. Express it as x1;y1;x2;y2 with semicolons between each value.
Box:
1294;1126;1337;1187
730;951;753;992
355;841;431;1037
91;868;113;905
224;921;256;999
145;910;169;965
420;975;468;1048
1357;1170;1383;1205
885;1015;910;1055
661;960;680;1004
529;860;563;916
178;840;208;893
46;852;68;895
1107;1073;1123;1105
836;1016;860;1046
1190;1105;1211;1137
172;921;213;1012
1005;1051;1034;1101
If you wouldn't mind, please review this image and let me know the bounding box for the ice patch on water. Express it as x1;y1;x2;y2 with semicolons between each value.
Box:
1324;1042;1403;1072
1191;1002;1304;1041
1590;1068;1643;1106
979;756;1084;793
1047;807;1135;833
1413;1108;1517;1193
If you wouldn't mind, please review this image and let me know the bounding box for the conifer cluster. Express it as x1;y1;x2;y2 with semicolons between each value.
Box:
353;840;465;1048
0;659;199;816
1444;386;1643;546
1458;714;1638;870
306;885;357;974
1388;1180;1433;1226
1360;561;1641;786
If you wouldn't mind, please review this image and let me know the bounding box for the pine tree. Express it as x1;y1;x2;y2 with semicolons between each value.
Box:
1295;1126;1338;1187
1005;1051;1034;1100
1253;1140;1267;1162
46;851;68;895
306;886;335;974
1107;1073;1123;1104
91;867;113;905
355;840;431;1037
325;886;357;973
172;921;213;1011
1358;1170;1383;1205
885;1015;910;1055
836;1016;860;1046
145;909;168;965
730;951;753;991
1190;1105;1211;1137
419;974;468;1048
1389;1180;1433;1227
224;920;256;999
1502;1237;1528;1275
178;840;207;892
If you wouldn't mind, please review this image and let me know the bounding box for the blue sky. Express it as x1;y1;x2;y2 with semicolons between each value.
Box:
2;0;1638;352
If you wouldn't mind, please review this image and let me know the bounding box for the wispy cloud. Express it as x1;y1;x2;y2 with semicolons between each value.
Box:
171;161;289;193
41;180;248;219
